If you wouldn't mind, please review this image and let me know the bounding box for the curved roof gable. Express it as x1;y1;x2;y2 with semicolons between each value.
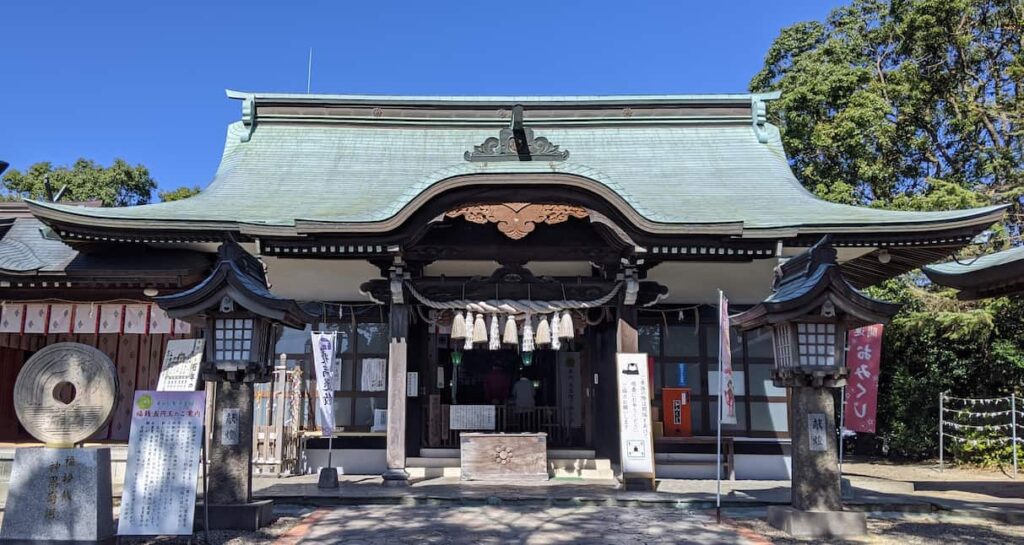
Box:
26;91;1006;238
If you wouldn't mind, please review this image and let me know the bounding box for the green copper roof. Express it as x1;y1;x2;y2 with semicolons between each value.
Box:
925;247;1024;277
923;247;1024;299
27;92;1006;237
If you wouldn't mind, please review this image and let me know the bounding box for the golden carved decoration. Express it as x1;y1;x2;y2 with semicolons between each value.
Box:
445;203;589;240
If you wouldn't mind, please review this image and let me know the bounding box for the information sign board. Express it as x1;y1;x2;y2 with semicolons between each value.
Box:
616;353;655;478
156;339;204;391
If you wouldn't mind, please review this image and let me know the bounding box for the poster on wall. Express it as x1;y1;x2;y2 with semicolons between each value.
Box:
311;332;337;437
844;324;884;433
118;391;206;536
616;353;655;478
157;339;205;391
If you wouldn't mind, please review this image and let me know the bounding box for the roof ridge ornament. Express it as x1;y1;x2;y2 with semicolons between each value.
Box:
750;92;780;144
464;105;569;162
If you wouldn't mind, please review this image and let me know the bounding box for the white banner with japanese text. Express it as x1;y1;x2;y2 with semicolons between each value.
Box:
718;292;737;424
118;391;206;536
311;331;337;437
616;353;655;477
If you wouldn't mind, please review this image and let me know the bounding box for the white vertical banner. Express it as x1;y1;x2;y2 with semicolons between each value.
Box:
311;331;337;437
616;353;655;478
718;291;737;425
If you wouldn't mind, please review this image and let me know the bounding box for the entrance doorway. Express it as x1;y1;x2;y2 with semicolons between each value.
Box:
423;335;591;449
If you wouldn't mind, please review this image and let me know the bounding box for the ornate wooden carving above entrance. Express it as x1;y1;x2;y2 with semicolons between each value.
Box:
444;203;589;240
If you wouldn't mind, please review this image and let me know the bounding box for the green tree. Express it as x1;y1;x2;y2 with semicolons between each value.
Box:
1;159;156;206
754;0;1024;462
750;0;1023;208
158;185;202;202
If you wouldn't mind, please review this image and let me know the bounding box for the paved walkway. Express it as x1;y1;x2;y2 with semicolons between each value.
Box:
281;505;765;545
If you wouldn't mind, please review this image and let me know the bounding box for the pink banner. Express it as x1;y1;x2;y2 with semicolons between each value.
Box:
844;324;884;433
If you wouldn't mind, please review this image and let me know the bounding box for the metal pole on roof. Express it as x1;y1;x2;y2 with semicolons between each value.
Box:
307;48;313;94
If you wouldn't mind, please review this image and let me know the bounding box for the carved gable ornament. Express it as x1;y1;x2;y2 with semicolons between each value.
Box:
445;203;589;240
465;105;569;162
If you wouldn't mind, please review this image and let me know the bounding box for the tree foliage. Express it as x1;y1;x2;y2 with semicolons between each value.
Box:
754;0;1024;461
158;185;201;202
1;159;156;206
751;0;1023;209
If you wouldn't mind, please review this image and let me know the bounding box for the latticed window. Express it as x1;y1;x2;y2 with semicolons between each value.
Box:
214;318;254;361
796;322;836;366
772;323;795;368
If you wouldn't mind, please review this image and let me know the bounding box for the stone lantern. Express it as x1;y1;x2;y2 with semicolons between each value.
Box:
155;240;315;529
732;236;899;538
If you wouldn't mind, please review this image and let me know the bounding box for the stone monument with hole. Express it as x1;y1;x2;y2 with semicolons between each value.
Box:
0;342;118;545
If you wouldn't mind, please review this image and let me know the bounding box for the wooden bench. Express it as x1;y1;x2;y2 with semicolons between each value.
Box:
656;436;735;480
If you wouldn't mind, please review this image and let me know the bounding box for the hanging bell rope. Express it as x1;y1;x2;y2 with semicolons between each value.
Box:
404;281;623;314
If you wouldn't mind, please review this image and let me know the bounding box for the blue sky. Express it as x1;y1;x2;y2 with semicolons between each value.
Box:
0;1;845;195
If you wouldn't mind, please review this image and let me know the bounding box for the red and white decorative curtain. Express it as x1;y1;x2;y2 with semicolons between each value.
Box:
0;302;191;335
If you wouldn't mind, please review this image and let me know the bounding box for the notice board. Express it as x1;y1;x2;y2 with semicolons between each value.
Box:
118;391;206;536
616;353;655;480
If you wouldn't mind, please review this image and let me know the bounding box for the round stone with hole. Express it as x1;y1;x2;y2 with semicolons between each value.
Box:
13;342;119;446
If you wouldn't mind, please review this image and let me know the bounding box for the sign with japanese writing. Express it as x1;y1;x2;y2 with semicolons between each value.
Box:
118;391;206;536
219;408;240;446
157;339;205;391
450;405;496;430
311;332;337;437
616;353;655;477
557;352;583;428
808;413;828;452
718;292;737;424
844;324;883;433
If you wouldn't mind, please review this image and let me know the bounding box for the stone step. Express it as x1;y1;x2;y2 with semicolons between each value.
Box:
419;448;459;458
407;457;615;480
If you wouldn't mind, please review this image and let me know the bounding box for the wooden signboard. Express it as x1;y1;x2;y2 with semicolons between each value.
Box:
460;433;547;481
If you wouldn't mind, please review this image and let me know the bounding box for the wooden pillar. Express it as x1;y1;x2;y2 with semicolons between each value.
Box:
617;304;639;353
383;304;410;485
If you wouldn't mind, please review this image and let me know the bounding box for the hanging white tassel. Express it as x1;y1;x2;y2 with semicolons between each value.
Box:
551;313;562;350
560;310;575;339
535;315;551;346
522;314;535;352
503;315;518;345
473;313;488;344
488;314;501;350
464;312;475;350
451;311;466;340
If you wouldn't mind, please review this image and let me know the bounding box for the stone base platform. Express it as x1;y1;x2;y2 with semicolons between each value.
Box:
194;500;274;531
767;505;867;538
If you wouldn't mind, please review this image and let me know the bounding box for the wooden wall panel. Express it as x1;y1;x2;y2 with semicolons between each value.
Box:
109;334;141;441
136;334;153;392
0;347;27;440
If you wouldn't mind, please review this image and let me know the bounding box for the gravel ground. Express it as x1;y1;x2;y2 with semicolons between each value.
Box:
117;505;311;545
733;513;1024;545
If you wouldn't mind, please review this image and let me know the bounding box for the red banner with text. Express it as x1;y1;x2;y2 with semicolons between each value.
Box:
844;324;884;433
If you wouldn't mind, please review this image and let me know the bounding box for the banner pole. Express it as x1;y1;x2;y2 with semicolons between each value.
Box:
715;289;723;525
939;392;944;472
1012;393;1018;479
839;386;846;480
202;421;210;545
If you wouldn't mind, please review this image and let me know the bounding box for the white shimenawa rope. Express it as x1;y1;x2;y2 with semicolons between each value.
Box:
404;280;624;315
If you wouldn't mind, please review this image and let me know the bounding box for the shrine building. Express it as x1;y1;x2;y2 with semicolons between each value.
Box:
4;90;1007;482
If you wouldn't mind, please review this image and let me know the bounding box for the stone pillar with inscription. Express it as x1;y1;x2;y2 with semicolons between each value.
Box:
208;381;255;505
789;386;841;512
383;304;410;486
1;343;118;545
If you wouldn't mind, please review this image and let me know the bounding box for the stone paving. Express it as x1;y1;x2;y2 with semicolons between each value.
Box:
290;505;762;545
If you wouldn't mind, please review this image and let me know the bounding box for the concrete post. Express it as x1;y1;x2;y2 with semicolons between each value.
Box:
209;380;255;504
789;386;841;511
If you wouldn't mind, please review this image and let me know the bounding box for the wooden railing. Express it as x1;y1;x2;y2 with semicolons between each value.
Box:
252;366;304;476
425;396;583;448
